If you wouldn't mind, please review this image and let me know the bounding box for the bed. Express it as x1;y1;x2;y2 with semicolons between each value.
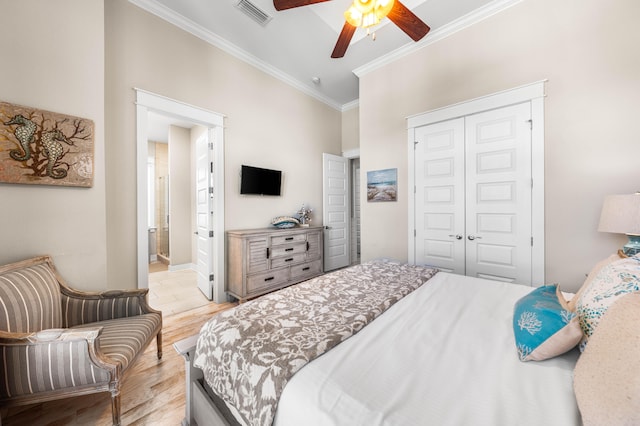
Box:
174;257;640;426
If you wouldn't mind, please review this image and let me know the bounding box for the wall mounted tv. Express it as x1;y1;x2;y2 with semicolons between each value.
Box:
240;165;282;196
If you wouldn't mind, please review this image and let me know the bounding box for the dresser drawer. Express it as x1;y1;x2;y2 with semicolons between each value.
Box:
290;260;322;280
271;253;306;269
247;268;289;294
247;238;268;273
271;243;306;258
271;233;306;246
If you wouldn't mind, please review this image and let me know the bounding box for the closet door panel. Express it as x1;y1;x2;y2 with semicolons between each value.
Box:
465;102;532;283
414;118;465;273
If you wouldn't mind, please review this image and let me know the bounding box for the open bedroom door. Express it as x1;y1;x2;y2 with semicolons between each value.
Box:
194;126;225;303
195;132;214;300
322;153;350;272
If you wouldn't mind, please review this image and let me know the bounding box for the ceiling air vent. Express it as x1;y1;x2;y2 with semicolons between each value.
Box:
235;0;273;26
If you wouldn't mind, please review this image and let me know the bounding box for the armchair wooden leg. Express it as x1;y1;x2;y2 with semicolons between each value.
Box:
157;331;163;360
111;390;121;426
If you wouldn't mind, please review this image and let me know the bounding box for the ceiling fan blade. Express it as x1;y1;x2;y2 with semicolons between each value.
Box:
273;0;330;11
331;22;357;58
387;0;430;41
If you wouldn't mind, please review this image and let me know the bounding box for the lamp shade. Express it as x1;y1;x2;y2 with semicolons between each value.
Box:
598;194;640;235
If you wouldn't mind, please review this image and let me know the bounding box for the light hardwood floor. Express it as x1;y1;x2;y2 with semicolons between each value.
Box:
1;301;237;425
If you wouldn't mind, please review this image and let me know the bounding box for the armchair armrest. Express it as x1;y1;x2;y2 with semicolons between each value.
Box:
0;327;102;344
60;286;161;327
0;328;118;400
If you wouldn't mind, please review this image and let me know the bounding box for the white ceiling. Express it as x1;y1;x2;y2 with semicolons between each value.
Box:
131;0;519;112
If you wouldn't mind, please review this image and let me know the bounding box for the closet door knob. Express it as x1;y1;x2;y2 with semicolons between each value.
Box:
448;234;463;240
467;235;482;241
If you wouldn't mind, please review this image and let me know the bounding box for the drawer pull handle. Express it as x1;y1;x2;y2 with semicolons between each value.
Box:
302;267;310;271
266;248;270;259
285;258;294;262
264;277;275;282
285;248;294;252
285;237;294;241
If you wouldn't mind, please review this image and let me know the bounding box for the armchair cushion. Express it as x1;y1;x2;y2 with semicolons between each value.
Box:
0;261;62;332
74;313;162;370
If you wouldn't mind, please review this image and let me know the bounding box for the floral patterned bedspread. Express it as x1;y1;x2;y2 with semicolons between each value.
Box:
193;260;438;426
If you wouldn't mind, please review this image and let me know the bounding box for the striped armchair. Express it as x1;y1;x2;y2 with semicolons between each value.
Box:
0;256;162;426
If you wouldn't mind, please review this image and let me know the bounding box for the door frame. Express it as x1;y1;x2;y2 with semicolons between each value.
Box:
407;81;546;284
343;149;360;265
135;89;225;303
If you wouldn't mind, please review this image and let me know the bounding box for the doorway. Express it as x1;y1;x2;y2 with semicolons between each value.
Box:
135;89;226;303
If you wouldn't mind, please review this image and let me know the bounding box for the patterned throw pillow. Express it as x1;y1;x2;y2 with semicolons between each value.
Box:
575;255;640;351
513;285;583;361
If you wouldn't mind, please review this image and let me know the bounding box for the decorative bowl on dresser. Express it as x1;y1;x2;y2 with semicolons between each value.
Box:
226;226;323;302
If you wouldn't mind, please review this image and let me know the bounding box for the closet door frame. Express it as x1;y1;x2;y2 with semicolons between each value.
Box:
407;81;545;285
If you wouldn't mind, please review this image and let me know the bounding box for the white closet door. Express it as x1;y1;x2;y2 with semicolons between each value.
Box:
414;118;465;274
465;102;532;283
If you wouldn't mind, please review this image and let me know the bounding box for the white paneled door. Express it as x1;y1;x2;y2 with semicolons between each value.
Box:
322;153;350;272
414;118;466;274
195;132;214;299
414;102;533;284
465;103;532;283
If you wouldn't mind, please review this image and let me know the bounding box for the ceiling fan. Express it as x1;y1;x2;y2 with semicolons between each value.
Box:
273;0;430;58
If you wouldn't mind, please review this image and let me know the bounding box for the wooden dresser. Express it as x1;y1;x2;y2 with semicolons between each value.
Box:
226;226;323;302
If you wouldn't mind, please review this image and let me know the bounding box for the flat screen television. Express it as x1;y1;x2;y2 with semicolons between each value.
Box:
240;165;282;196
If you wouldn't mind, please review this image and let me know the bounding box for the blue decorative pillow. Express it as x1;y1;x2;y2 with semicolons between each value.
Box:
513;285;583;361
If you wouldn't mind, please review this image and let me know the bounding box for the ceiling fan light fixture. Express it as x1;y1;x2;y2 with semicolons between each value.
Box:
344;5;363;27
273;0;427;59
344;0;394;29
354;0;375;14
375;0;395;20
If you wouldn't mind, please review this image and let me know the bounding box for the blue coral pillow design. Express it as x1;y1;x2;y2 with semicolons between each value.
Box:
513;285;583;361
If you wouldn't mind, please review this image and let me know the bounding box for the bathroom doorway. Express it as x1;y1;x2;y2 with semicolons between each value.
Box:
135;89;226;304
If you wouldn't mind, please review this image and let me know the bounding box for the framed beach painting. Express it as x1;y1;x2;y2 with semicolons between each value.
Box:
0;101;94;187
367;168;397;202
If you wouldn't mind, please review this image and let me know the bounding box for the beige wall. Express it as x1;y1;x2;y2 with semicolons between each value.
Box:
168;125;192;267
341;106;360;153
0;0;107;290
359;0;640;291
105;0;342;288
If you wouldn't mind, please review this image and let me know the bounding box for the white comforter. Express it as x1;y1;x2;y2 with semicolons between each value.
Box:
274;272;581;426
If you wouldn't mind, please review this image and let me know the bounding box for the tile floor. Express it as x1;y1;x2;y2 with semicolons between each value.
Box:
147;262;210;316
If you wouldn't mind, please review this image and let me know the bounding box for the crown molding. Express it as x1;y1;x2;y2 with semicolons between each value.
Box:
128;0;343;111
128;0;523;111
341;99;360;112
354;0;524;77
